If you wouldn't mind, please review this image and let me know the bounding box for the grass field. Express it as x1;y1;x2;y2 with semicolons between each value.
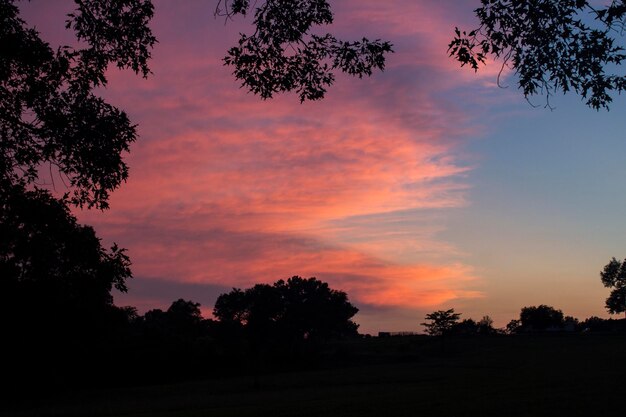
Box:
6;333;626;417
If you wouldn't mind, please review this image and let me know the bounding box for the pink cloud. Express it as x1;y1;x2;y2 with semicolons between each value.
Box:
21;1;490;322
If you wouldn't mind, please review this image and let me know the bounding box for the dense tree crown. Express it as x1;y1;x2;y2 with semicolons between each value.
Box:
449;0;626;110
519;305;565;330
600;257;626;316
0;183;132;338
214;276;359;341
0;0;155;209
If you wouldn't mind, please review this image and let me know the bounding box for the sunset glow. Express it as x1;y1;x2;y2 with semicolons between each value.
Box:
21;0;626;334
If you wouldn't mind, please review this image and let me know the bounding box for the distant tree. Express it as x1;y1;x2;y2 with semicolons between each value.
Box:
579;315;626;332
421;309;461;336
519;305;565;331
142;299;207;339
446;314;497;336
505;319;521;334
167;298;203;324
600;257;626;318
563;315;579;331
449;0;626;110
213;276;359;344
580;316;605;332
477;315;497;334
450;318;479;335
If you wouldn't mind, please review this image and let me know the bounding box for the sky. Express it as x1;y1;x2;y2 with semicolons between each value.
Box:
21;0;626;334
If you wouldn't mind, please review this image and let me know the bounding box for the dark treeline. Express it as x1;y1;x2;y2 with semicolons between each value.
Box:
1;186;362;392
421;305;626;338
4;284;360;395
4;184;626;398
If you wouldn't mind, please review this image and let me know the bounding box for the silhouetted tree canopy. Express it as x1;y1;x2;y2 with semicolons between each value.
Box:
600;257;626;316
140;299;210;342
214;276;359;343
0;183;132;335
444;315;498;335
216;0;393;102
450;318;479;335
421;309;461;336
506;319;521;334
449;0;626;110
519;305;565;331
0;2;151;374
219;0;626;108
168;298;203;323
1;182;133;390
0;0;156;209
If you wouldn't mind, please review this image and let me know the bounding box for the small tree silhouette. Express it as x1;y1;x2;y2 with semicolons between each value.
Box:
421;309;461;336
600;257;626;318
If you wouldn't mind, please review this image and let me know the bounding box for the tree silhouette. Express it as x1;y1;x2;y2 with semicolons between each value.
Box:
216;0;393;102
0;183;133;389
141;299;208;341
214;276;359;345
450;315;497;335
0;184;132;331
218;0;626;108
421;309;461;336
450;318;479;335
0;0;156;209
449;0;626;110
0;5;156;385
1;2;154;364
600;257;626;318
519;305;565;331
167;298;203;324
506;319;522;334
477;315;497;334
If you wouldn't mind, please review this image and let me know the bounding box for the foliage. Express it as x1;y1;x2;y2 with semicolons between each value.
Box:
563;315;579;329
214;276;359;343
580;316;626;332
477;315;496;333
447;316;497;335
506;319;521;334
519;305;564;330
0;0;156;209
0;2;152;379
450;318;479;335
141;299;209;342
216;0;393;102
421;308;461;336
449;0;626;110
221;0;626;108
167;298;203;324
600;257;626;316
0;183;132;328
0;183;134;389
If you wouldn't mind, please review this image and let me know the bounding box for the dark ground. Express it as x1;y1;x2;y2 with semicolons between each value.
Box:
5;333;626;417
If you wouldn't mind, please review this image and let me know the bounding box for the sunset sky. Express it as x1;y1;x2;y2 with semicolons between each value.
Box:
22;0;626;333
